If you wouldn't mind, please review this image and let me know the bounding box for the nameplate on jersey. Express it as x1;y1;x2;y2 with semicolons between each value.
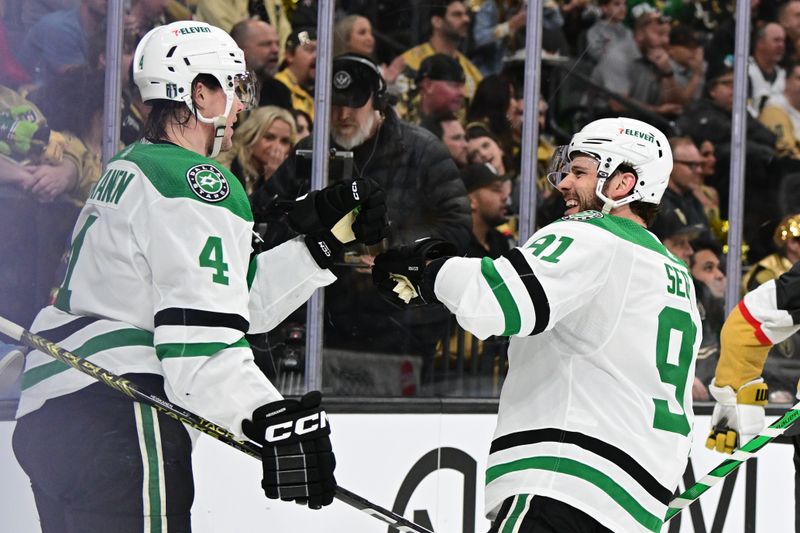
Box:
186;164;230;202
87;168;136;208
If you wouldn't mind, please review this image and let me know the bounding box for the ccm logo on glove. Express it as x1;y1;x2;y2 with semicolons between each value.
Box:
264;411;329;442
351;181;360;200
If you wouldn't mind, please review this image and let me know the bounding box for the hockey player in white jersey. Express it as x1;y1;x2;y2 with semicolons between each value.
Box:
12;21;389;532
373;117;701;532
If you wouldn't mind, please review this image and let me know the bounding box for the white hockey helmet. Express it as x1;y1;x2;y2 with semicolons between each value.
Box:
133;21;257;156
547;117;672;213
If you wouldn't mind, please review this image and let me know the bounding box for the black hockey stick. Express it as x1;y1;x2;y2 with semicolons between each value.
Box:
0;316;432;533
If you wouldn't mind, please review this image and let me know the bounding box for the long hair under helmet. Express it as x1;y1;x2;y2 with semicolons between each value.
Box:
547;117;673;213
133;21;258;157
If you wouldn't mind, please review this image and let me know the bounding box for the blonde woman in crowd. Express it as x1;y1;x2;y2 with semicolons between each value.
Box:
217;105;296;196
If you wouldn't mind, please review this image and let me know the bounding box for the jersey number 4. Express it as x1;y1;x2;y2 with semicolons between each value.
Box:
199;236;230;285
56;220;233;313
653;306;697;437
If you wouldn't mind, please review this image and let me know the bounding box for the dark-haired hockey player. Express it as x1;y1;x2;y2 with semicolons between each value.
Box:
13;20;388;532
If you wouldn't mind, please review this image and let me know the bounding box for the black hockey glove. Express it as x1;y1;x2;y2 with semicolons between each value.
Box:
280;178;389;268
372;238;457;306
242;391;336;509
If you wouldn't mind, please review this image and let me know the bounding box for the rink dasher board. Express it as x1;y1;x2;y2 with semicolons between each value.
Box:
0;413;795;532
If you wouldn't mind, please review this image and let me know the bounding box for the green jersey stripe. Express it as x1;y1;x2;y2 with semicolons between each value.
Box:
486;455;663;532
155;336;249;359
22;328;154;390
501;494;530;533
137;404;164;532
247;255;258;289
54;214;98;312
480;257;521;335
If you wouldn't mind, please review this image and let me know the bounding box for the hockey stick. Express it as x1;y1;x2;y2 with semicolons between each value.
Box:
0;315;433;533
664;402;800;522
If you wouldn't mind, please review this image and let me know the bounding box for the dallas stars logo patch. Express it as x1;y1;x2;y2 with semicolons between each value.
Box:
186;164;229;202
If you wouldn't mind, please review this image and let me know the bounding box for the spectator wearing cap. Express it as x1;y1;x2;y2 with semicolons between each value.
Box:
590;8;684;118
658;137;712;238
666;25;705;106
260;53;471;359
397;0;483;104
760;61;800;159
461;163;514;258
420;112;469;168
649;206;705;264
230;19;293;111
749;22;787;118
274;28;317;120
405;53;466;126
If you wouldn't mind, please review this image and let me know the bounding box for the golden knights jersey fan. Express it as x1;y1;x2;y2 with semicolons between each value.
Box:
12;21;388;532
373;117;701;532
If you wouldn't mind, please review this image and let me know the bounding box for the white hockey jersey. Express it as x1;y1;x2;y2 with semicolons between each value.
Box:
17;141;335;436
434;211;701;532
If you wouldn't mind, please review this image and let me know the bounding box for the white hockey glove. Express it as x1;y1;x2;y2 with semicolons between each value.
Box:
706;378;768;454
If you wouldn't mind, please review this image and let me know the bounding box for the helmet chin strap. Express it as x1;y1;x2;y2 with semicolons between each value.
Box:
193;92;234;158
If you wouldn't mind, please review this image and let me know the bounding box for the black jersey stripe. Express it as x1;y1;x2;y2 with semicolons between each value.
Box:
490;428;672;505
154;308;249;333
36;315;101;344
503;248;550;335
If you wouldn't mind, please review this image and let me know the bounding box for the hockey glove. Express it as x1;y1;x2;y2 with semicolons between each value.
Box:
372;238;457;306
242;391;336;509
706;378;768;454
281;178;389;268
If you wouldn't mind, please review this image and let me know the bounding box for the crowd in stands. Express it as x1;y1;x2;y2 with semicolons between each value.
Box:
3;0;800;399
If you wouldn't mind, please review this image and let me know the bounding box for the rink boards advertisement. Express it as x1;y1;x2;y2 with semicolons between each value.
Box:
0;412;795;532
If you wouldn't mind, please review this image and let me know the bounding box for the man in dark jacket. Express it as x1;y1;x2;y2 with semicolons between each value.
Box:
253;53;472;374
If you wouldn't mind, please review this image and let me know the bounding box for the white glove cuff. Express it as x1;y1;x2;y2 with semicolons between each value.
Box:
709;379;736;405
